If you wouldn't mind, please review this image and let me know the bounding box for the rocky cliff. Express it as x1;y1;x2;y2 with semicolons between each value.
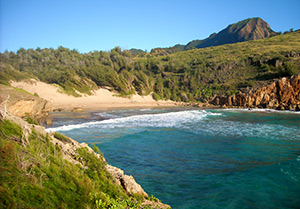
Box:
210;74;300;110
0;84;52;119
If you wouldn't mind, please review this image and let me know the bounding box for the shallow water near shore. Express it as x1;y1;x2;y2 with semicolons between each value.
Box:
46;108;300;209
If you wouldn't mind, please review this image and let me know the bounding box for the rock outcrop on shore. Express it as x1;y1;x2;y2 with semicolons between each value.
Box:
210;74;300;110
0;84;53;118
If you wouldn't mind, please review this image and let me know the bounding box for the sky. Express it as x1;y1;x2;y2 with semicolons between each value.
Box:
1;0;300;53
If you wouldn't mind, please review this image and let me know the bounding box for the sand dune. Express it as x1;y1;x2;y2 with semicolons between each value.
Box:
10;79;177;110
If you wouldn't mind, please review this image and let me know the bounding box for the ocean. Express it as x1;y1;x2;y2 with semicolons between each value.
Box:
46;108;300;209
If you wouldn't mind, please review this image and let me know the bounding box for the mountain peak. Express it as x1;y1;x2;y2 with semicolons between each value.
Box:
228;17;274;41
186;17;276;50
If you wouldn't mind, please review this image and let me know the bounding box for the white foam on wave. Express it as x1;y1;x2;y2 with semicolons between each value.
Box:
93;112;118;119
46;110;221;132
193;118;300;140
220;108;300;114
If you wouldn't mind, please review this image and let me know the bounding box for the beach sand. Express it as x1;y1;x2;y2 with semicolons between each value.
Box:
10;79;178;110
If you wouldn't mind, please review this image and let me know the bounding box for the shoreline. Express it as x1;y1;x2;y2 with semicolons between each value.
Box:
53;101;182;112
10;79;184;112
9;79;300;115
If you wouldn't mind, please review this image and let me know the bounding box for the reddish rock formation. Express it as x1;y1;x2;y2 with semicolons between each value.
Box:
210;74;300;110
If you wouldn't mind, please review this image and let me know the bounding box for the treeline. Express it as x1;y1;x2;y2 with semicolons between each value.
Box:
0;46;155;97
1;31;300;102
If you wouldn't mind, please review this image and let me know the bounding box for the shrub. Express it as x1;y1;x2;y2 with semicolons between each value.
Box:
152;92;161;101
284;62;298;76
91;144;100;153
53;132;71;143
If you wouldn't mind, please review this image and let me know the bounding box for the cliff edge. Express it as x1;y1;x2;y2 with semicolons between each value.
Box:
0;84;52;119
0;106;170;208
210;74;300;110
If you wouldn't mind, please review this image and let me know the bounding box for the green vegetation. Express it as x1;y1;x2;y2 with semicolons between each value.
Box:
1;31;300;103
0;118;163;208
0;63;31;85
13;87;32;95
24;113;39;125
148;195;160;203
53;132;72;143
92;143;101;154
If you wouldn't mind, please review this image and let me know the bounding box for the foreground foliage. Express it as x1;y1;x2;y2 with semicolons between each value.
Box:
0;119;162;208
1;31;300;102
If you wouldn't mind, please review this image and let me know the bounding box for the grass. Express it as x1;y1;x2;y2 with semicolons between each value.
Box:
0;118;164;208
53;132;72;143
24;113;39;125
13;87;32;95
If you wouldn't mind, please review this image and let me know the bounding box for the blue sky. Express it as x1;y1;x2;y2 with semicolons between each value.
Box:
1;0;300;53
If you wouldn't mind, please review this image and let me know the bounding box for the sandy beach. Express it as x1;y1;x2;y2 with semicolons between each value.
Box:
10;79;179;111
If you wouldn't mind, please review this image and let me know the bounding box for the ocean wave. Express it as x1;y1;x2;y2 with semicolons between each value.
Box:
191;118;300;140
219;108;300;114
93;112;119;119
46;110;221;132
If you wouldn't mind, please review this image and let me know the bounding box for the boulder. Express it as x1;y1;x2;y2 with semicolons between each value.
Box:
106;164;148;198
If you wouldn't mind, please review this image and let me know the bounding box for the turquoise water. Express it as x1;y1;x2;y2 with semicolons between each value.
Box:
47;108;300;209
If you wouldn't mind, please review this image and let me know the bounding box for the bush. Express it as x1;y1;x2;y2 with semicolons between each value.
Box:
284;62;298;76
91;144;100;153
53;132;71;143
152;92;161;101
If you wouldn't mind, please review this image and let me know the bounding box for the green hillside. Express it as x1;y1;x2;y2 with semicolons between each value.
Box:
0;115;166;208
1;31;300;102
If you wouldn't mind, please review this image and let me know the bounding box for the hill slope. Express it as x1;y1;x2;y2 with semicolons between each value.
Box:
1;31;300;106
0;108;170;208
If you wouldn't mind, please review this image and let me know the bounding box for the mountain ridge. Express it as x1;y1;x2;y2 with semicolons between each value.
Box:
144;17;278;55
191;17;277;49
